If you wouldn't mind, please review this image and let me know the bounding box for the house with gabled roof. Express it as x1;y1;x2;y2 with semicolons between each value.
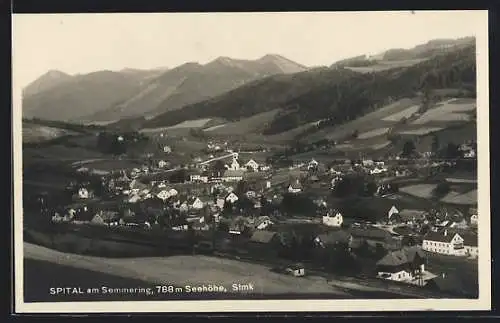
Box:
376;246;433;285
422;229;474;256
225;192;239;204
288;179;303;194
189;197;204;210
322;210;343;227
398;209;427;225
245;159;260;172
314;230;352;248
222;169;244;182
249;230;281;245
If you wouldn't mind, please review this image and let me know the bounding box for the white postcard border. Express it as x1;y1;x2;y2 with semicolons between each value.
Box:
12;10;491;313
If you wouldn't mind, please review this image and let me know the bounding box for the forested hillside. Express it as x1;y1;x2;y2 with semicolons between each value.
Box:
144;43;476;137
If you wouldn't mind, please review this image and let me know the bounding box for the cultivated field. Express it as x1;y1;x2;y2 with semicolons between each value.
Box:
140;118;213;135
22;124;77;143
344;59;427;73
411;99;476;124
440;189;477;205
205;109;283;135
357;127;390;139
399;184;437;199
398;127;444;136
382;105;421;122
305;98;419;143
446;178;477;184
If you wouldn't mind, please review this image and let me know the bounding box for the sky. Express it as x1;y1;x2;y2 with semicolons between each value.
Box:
12;10;487;88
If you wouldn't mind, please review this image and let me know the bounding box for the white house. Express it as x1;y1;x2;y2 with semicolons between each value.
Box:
245;159;259;172
286;263;305;277
371;167;387;175
387;205;399;223
288;179;303;193
422;230;468;256
168;188;178;197
157;190;171;201
464;149;476;158
163;145;172;153
362;159;374;167
78;188;89;199
190;197;204;210
128;195;141;203
265;180;271;189
216;198;225;209
255;216;274;230
225;192;239;204
229;157;240;170
158;160;168;168
191;174;209;183
245;190;257;198
308;159;319;169
330;176;341;189
322;211;343;227
470;213;478;227
375;247;430;285
117;135;124;142
222;169;244;182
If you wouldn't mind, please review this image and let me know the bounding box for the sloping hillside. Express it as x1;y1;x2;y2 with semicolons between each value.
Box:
69;55;308;122
144;42;475;139
22;71;146;121
22;70;73;97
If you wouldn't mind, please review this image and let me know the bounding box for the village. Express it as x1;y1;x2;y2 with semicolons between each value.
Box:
24;130;479;298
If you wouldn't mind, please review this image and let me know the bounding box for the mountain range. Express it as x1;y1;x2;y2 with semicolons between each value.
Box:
142;41;476;136
23;36;475;140
22;54;307;122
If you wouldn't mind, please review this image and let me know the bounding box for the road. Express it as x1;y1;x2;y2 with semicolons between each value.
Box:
198;152;238;166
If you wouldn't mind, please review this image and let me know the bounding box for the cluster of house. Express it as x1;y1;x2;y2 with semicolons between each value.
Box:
459;142;477;159
192;155;271;184
386;205;478;258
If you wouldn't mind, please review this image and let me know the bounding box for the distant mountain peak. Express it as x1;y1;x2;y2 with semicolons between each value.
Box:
44;69;70;76
23;69;72;97
257;53;307;74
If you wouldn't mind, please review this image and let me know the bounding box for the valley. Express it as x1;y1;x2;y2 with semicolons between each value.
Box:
19;35;480;302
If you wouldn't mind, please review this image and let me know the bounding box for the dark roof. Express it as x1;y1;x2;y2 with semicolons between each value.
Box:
428;276;466;296
392;226;416;236
250;230;278;243
398;209;427;221
402;246;426;262
376;250;408;267
376;246;425;267
317;230;351;245
424;230;454;243
223;169;245;177
459;231;478;247
350;227;392;240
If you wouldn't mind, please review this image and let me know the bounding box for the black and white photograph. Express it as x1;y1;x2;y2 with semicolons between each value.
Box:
12;10;490;313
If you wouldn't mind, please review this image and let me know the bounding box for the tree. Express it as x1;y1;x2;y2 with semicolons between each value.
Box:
433;182;451;197
443;142;461;159
364;181;378;197
212;160;226;177
431;135;440;156
401;140;416;158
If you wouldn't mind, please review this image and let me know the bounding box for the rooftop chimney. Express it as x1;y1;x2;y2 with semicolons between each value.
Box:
444;229;448;236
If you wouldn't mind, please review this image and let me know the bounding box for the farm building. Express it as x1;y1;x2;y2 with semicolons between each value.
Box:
376;247;434;286
322;211;343;227
422;229;477;257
